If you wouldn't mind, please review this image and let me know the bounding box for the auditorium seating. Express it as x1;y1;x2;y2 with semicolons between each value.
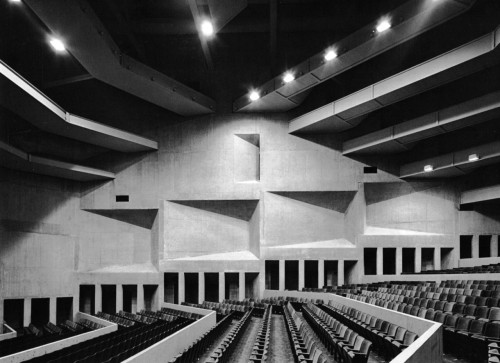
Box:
204;309;253;363
25;312;192;363
183;300;268;316
168;312;235;363
340;280;500;362
249;306;272;362
0;319;97;358
283;302;327;363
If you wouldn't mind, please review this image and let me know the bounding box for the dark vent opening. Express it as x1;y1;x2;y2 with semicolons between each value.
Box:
116;195;129;202
364;166;377;174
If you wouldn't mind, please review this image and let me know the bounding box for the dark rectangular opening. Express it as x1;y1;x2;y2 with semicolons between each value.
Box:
479;235;492;258
4;299;24;330
245;273;258;299
225;273;239;300
101;285;116;314
285;260;299;291
164;273;178;304
459;203;474;211
56;297;73;325
185;273;199;304
364;248;377;275
364;166;377;174
31;298;50;326
304;260;318;288
205;273;219;302
344;261;357;285
265;260;279;290
441;248;453;270
460;235;473;259
402;248;415;274
144;285;157;311
324;260;338;287
383;248;396;275
115;195;129;202
123;285;137;313
79;285;95;315
421;248;434;271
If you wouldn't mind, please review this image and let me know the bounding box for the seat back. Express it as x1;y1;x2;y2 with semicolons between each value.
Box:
394;327;407;341
403;331;418;345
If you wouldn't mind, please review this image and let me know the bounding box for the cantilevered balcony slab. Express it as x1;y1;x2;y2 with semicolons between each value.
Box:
0;141;115;181
343;91;500;155
234;0;475;113
25;0;215;116
290;26;500;134
400;141;500;179
0;60;157;152
461;185;500;205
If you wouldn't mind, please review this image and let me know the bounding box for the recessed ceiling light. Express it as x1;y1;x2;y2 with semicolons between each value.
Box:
468;154;479;162
283;72;295;83
424;165;433;172
9;0;22;3
49;38;66;52
201;20;214;37
249;91;260;101
376;20;391;33
324;49;337;61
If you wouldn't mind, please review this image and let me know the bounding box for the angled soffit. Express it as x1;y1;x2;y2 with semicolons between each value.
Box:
289;26;500;134
400;141;500;179
233;0;476;113
168;200;259;221
0;141;115;181
343;91;500;155
24;0;216;116
0;60;158;153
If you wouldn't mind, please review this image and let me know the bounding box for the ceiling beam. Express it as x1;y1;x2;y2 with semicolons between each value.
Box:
102;0;148;62
43;73;94;89
187;0;214;72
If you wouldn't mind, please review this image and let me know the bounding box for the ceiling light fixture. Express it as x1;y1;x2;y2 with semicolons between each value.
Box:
324;49;337;61
283;72;295;83
376;20;391;33
424;165;434;172
200;20;214;37
49;38;66;52
468;154;479;162
9;0;22;3
249;91;260;102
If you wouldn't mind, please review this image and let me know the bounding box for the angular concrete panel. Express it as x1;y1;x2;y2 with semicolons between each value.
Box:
84;209;158;229
270;191;356;213
168;200;259;221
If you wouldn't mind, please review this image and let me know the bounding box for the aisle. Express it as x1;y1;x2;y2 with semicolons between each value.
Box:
268;314;295;362
198;319;235;362
227;316;261;362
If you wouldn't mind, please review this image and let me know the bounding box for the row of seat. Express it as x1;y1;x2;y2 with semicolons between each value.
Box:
95;312;135;328
138;309;179;322
0;320;91;358
352;294;500;323
116;310;158;325
223;299;268;309
204;309;253;363
26;316;192;363
361;289;500;306
320;302;417;361
282;302;326;363
168;312;235;363
183;301;253;314
405;263;500;275
161;307;203;320
302;303;372;363
248;306;272;362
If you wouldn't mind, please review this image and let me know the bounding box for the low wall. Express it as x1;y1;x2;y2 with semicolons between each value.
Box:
459;257;500;268
362;272;500;283
0;313;117;363
161;302;213;316
0;324;16;342
264;290;442;363
124;305;216;363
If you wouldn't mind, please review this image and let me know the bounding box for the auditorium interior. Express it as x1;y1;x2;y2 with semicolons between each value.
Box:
1;0;500;362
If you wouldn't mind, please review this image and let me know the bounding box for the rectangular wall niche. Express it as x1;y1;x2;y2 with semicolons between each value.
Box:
234;134;260;182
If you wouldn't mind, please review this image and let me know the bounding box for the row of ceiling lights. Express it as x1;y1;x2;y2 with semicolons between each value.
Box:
248;18;392;102
9;0;68;52
424;154;480;173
